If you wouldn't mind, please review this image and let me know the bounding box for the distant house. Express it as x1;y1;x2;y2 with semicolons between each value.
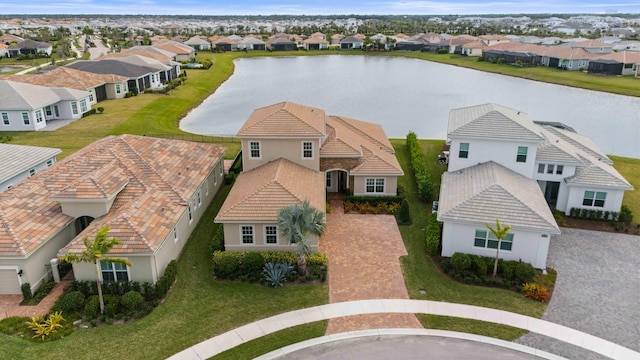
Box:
152;41;195;61
461;41;487;56
211;36;239;52
267;39;297;51
438;104;633;269
479;34;510;46
568;40;613;54
7;39;52;57
0;44;7;58
0;80;92;131
184;36;211;51
65;57;165;94
394;40;423;52
592;51;640;76
0;135;225;295
238;37;266;51
340;36;364;50
302;37;329;50
0;144;60;192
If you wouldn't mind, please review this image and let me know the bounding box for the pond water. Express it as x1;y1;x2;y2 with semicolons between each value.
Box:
180;56;640;158
0;65;22;73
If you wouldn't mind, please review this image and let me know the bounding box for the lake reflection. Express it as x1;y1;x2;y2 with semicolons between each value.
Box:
180;56;640;158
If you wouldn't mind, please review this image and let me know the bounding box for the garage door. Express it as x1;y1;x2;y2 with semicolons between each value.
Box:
0;269;21;295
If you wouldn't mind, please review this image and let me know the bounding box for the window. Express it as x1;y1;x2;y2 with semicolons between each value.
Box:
35;110;43;123
188;204;193;222
583;191;606;207
116;84;122;94
45;106;52;116
213;167;217;185
516;146;528;162
326;172;332;187
46;159;53;167
537;163;545;174
546;164;554;174
249;141;261;159
197;190;201;205
151;74;155;82
89;93;94;102
265;226;278;244
366;178;384;193
173;227;178;243
100;261;129;281
80;99;88;113
29;168;36;177
22;112;30;125
459;142;469;158
71;102;78;115
241;226;254;244
302;141;313;159
474;229;513;251
556;165;564;175
204;179;209;196
2;112;8;125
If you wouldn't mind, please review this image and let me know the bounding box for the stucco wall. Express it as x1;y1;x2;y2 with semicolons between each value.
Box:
0;155;56;192
352;175;398;196
0;109;46;131
105;82;129;99
565;185;627;215
448;138;539;178
441;222;551;269
242;138;321;172
223;222;319;253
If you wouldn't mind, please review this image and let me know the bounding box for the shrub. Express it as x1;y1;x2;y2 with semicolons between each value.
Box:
210;226;225;257
501;261;516;281
96;107;104;113
103;294;120;318
57;291;85;313
120;291;144;312
451;253;472;272
0;316;30;337
471;256;488;277
84;295;100;320
425;213;441;255
212;251;241;279
31;281;56;304
397;199;411;225
514;262;535;284
21;283;32;302
27;312;64;342
243;252;265;282
522;283;550;302
619;205;633;224
263;262;294;287
142;282;156;301
406;132;433;201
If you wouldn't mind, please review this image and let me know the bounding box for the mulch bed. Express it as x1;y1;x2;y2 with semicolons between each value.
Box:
559;217;640;235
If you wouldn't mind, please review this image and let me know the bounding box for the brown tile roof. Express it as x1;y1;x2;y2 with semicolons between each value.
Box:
597;50;640;64
215;158;325;222
0;67;128;90
237;102;326;138
0;135;225;257
153;41;194;55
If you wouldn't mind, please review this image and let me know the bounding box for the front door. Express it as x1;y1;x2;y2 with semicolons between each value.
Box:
544;181;560;205
54;105;60;118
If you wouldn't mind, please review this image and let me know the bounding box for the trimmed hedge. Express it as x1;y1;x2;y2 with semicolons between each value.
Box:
425;213;441;255
440;253;536;288
212;251;327;283
406;132;433;202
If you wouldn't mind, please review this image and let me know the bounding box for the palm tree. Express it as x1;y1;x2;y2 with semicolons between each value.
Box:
277;200;326;275
486;218;512;278
59;225;131;315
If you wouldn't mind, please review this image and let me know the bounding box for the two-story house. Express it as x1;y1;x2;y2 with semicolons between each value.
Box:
215;102;403;252
437;104;632;269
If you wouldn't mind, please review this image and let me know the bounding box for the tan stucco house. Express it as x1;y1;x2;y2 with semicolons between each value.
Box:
0;135;226;294
215;102;403;252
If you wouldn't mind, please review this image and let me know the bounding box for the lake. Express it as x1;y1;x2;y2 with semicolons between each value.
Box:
180;56;640;158
0;66;23;73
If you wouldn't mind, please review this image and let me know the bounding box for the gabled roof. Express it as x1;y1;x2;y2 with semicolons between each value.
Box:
448;103;544;142
8;39;51;50
569;40;612;49
0;144;61;184
341;36;364;43
0;80;60;110
152;41;194;55
303;37;329;45
566;157;634;190
237;102;325;138
184;37;210;46
540;125;611;164
215;158;324;222
240;37;266;45
438;161;560;233
0;135;226;257
5;67;128;90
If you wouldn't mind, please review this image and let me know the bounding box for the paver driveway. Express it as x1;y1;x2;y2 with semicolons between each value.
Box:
516;228;640;359
319;198;421;335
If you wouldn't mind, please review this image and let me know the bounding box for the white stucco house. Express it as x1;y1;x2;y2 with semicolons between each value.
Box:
438;103;633;269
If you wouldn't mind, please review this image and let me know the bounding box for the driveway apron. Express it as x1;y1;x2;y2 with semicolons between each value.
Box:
320;197;421;335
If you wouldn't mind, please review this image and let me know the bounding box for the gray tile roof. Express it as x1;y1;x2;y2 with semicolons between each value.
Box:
50;87;91;101
0;144;61;184
65;59;156;78
566;155;633;189
540;125;612;165
0;80;60;110
438;161;560;233
448;103;544;142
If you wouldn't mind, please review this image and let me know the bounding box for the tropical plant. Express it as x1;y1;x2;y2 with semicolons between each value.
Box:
59;225;131;315
486;218;512;278
27;311;64;341
277;200;326;275
263;261;294;287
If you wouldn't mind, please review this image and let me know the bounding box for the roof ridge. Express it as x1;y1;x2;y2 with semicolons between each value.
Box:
332;116;393;153
0;207;25;256
491;183;558;231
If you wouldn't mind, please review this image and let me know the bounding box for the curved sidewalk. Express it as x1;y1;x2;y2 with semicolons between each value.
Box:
166;299;639;360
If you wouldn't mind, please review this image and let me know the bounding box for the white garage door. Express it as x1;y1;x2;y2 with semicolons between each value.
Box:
0;269;21;295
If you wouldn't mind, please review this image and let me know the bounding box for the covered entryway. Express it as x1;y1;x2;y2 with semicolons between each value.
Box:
538;181;560;207
325;170;349;193
0;268;21;295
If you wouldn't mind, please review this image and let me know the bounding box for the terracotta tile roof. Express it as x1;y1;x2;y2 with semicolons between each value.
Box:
215;158;324;222
597;50;640;64
1;67;128;90
462;40;487;49
237;102;326;138
0;135;225;257
153;41;194;55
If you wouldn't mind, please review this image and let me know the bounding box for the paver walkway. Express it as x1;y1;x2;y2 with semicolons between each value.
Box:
0;273;72;320
319;195;421;334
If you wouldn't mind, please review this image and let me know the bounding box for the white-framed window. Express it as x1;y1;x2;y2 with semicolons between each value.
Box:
365;178;385;193
35;110;43;123
151;73;155;82
22;112;30;125
265;226;278;244
556;165;564;175
45;106;52;116
46;159;53;167
71;102;78;115
249;141;261;159
474;229;513;251
197;190;201;205
204;179;209;196
100;261;129;281
188;204;193;222
80;99;88;113
116;84;122;94
241;226;254;244
1;112;8;125
89;93;94;102
537;163;545;174
546;164;555;174
516;146;528;163
302;141;313;159
326;172;332;187
173;226;178;243
583;191;606;207
29;168;36;176
459;142;469;158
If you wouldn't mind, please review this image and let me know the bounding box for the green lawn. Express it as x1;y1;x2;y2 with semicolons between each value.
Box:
610;155;640;218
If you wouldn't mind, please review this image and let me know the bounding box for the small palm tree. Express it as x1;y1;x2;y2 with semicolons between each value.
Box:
486;218;512;278
277;200;326;275
59;225;131;315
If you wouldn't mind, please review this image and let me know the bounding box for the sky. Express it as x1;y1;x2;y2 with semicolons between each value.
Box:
3;1;640;16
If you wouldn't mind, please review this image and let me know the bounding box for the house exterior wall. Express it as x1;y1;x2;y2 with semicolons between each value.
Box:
0;155;56;192
242;138;322;172
0;109;47;131
448;138;538;178
352;175;398;196
564;185;626;216
223;222;319;252
441;222;551;269
105;82;129;99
